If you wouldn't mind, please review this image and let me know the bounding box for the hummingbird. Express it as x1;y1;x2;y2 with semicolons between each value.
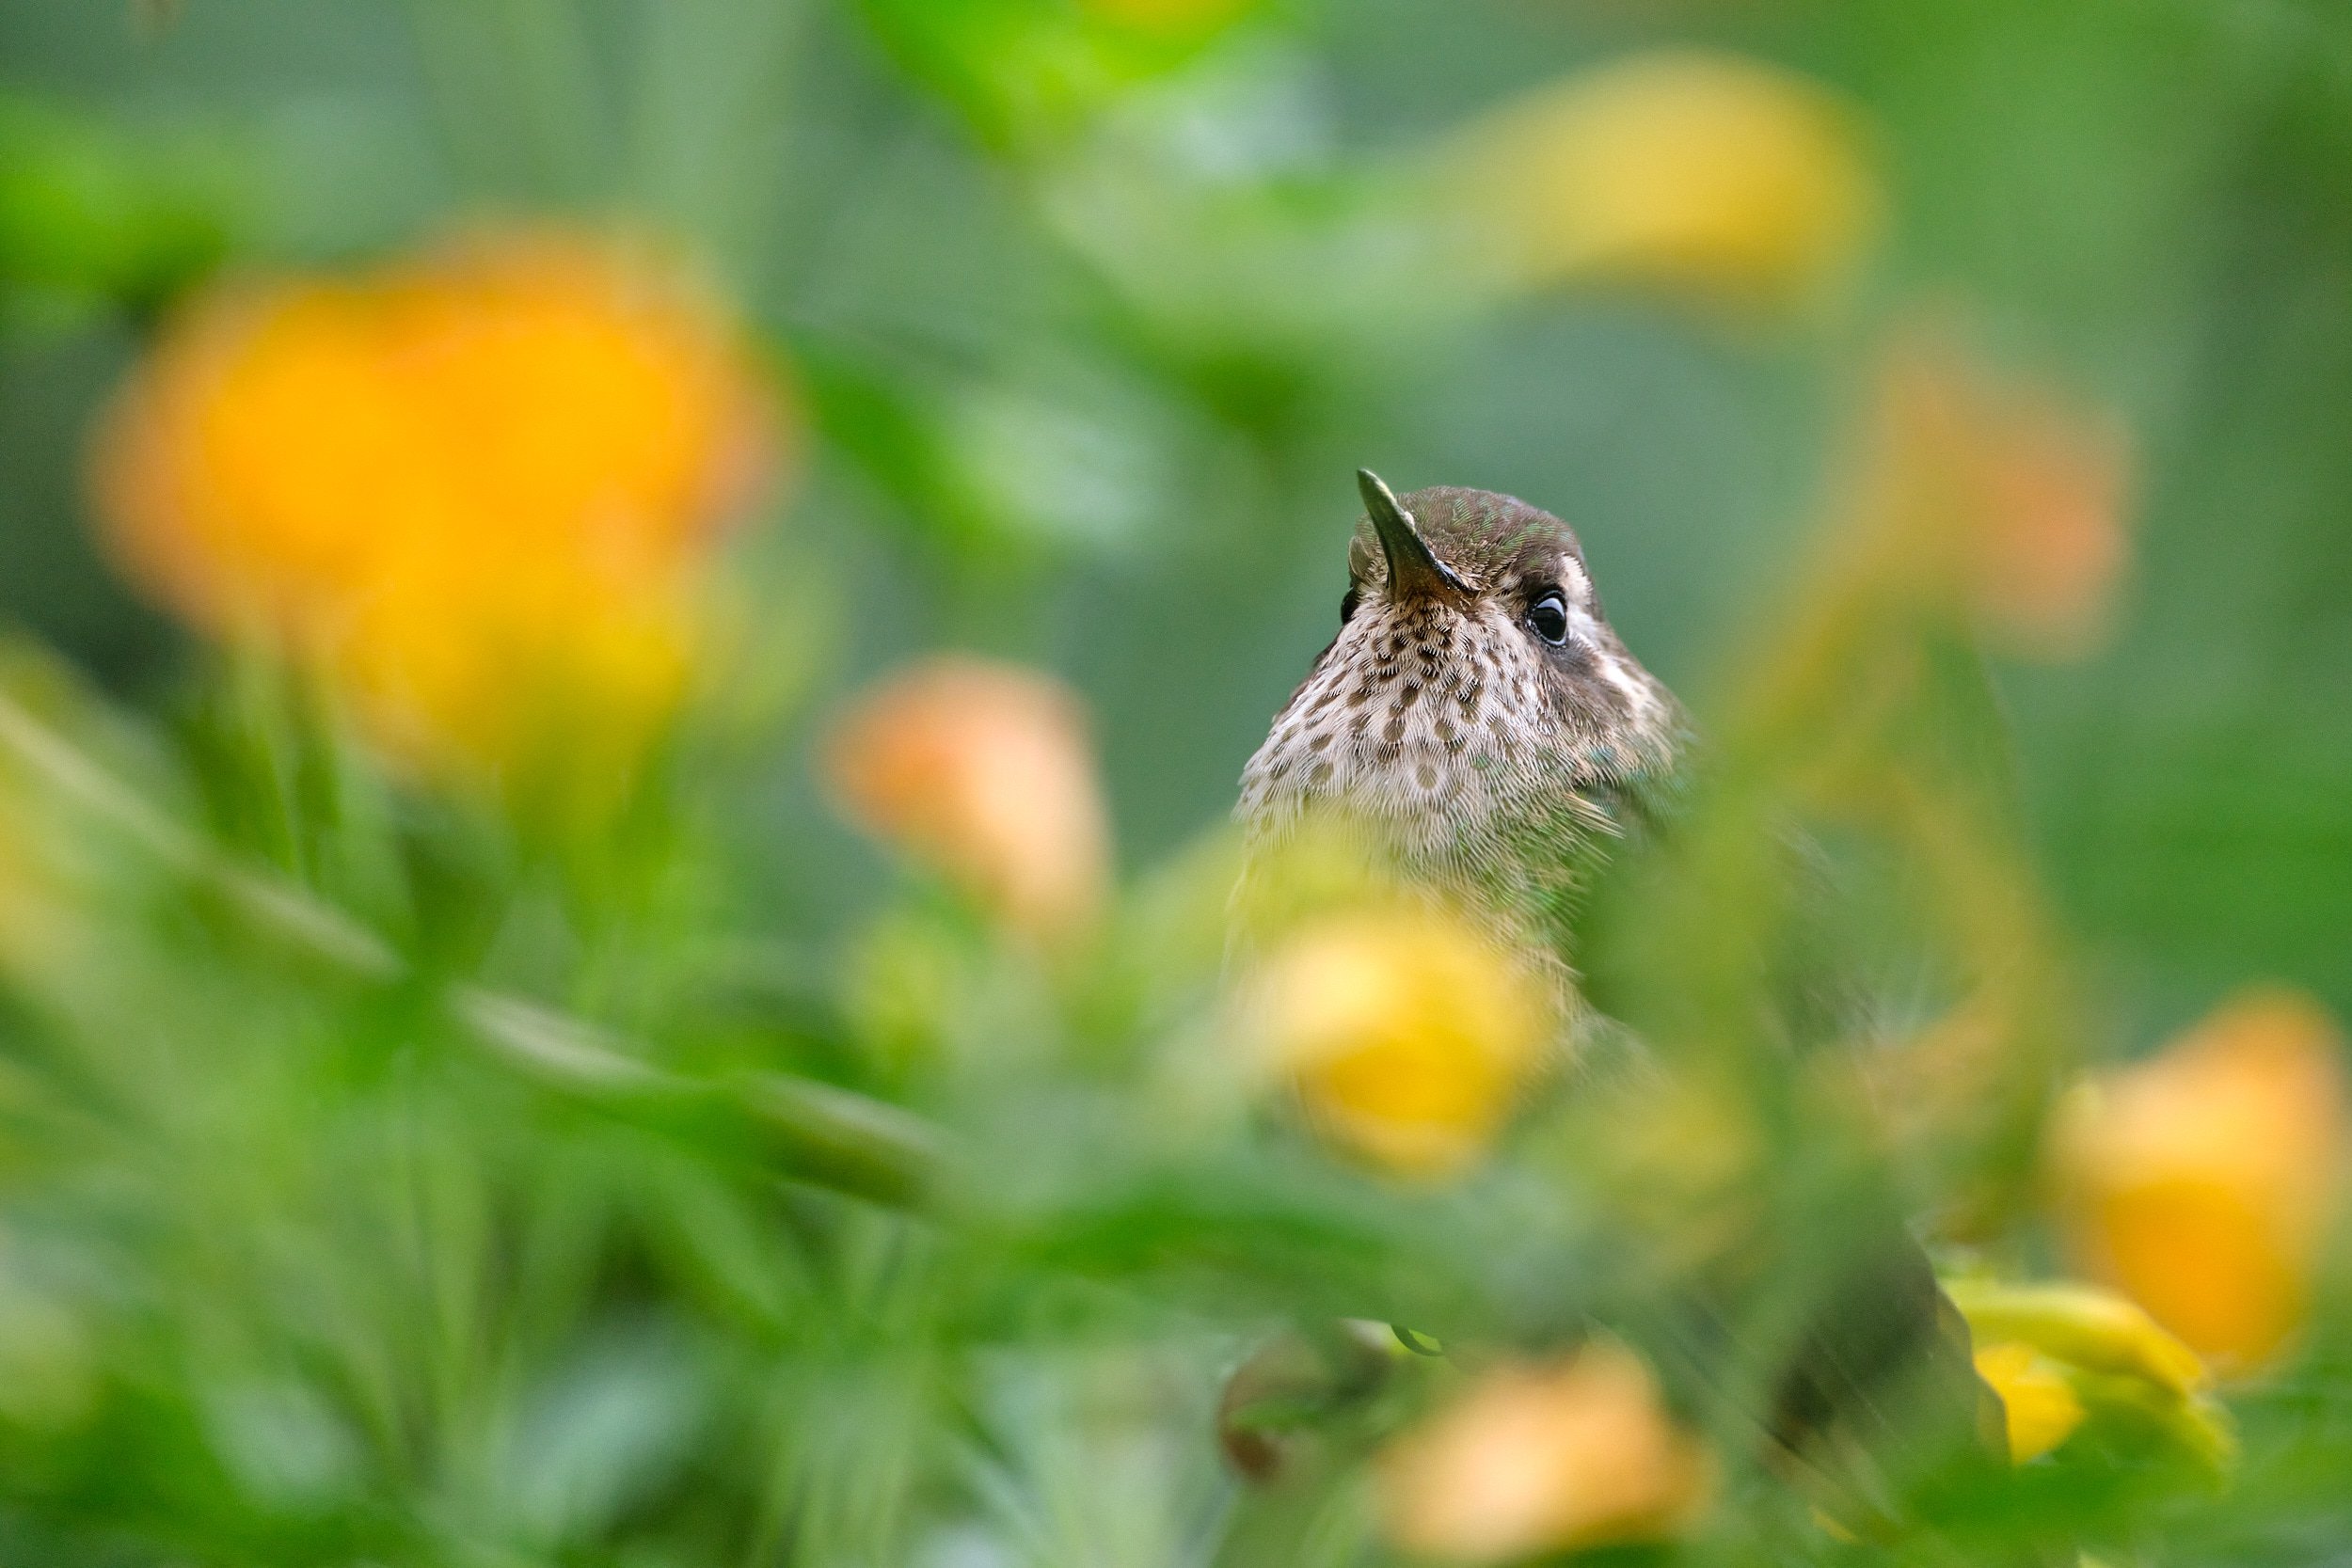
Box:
1237;471;1683;971
1225;471;1997;1521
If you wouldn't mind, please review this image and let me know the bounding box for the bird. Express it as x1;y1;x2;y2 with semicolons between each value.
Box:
1224;470;1998;1526
1236;471;1682;976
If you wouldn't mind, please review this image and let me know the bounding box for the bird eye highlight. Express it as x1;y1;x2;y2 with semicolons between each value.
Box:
1526;592;1569;645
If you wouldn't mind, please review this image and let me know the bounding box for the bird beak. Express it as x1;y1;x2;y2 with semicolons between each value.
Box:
1358;469;1468;603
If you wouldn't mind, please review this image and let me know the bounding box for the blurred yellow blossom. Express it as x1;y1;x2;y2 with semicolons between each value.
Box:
1242;905;1550;1178
1948;1279;2203;1399
823;657;1111;944
1379;1341;1712;1561
1442;51;1878;309
1972;1341;2084;1463
1949;1279;2233;1471
2053;988;2348;1371
91;232;773;794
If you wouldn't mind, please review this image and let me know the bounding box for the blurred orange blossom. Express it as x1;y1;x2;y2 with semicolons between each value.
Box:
822;657;1111;945
2053;988;2349;1372
1380;1341;1712;1560
1242;905;1550;1178
1860;341;2132;658
1441;50;1878;309
91;232;775;793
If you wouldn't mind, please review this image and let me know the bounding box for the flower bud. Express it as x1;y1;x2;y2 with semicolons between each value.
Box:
1865;342;2132;657
823;657;1111;944
1950;1278;2232;1470
1380;1342;1712;1561
2054;989;2348;1371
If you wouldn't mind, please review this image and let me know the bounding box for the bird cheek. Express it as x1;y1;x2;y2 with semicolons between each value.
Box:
1542;670;1613;732
1549;637;1597;676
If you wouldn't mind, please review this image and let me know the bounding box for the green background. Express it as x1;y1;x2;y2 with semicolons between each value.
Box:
5;0;2348;1035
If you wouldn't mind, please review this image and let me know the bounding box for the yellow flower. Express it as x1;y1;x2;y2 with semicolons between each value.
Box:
1441;51;1878;309
822;657;1111;944
2053;989;2348;1371
1380;1342;1713;1561
91;232;773;793
1948;1279;2233;1471
1973;1341;2084;1464
1243;906;1550;1178
1947;1279;2202;1399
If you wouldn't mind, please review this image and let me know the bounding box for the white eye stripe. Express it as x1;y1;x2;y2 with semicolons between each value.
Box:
1592;646;1661;721
1557;553;1592;606
1532;554;1606;644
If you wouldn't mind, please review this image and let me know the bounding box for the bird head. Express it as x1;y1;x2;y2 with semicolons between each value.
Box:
1237;472;1682;920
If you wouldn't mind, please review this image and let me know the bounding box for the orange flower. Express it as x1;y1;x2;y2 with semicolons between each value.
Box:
1853;341;2132;658
91;233;773;791
823;658;1111;944
1243;906;1551;1178
1442;51;1878;309
2054;989;2349;1371
1380;1342;1713;1561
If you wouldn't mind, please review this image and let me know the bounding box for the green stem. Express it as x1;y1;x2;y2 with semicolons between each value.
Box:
0;689;944;1208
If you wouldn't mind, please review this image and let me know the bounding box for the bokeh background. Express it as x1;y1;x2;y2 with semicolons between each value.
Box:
8;0;2347;1028
3;4;2352;1564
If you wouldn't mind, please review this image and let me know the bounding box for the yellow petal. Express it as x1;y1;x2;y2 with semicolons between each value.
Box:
1972;1340;2085;1464
1945;1279;2205;1399
1243;905;1552;1178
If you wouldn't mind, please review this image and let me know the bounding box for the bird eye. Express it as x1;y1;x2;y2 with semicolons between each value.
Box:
1340;587;1360;626
1526;592;1569;645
